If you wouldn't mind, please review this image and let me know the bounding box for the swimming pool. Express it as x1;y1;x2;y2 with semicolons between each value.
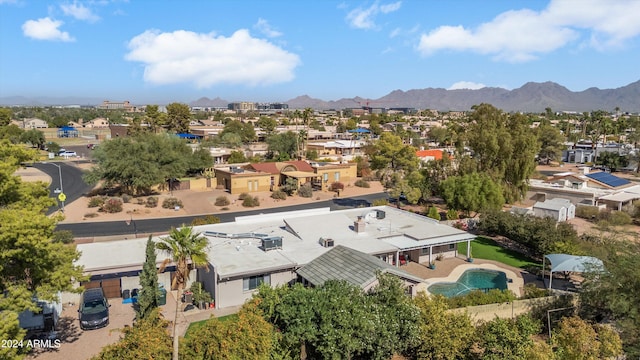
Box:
428;269;509;297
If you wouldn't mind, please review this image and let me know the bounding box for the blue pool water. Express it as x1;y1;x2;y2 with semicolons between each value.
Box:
428;269;508;297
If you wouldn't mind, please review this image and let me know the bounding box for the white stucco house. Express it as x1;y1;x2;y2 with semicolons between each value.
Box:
533;198;576;222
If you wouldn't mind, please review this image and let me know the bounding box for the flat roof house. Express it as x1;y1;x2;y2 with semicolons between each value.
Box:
72;206;476;309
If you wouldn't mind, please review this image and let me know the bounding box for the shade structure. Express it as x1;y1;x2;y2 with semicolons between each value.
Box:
543;254;604;289
348;128;371;133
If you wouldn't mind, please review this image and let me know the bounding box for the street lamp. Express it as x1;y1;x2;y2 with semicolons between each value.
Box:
126;215;138;238
42;162;64;212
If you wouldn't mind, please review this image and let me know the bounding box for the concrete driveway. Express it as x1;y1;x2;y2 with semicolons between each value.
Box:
27;301;136;360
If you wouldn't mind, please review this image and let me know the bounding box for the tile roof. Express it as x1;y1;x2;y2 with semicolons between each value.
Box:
296;245;422;288
416;149;444;160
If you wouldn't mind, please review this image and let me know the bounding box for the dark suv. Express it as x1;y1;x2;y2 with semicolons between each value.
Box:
78;288;110;330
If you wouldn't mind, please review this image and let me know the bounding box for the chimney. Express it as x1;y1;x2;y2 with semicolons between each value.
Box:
354;216;366;233
583;166;590;175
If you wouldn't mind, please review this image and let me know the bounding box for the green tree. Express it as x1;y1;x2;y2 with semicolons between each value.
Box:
460;104;539;202
440;173;505;216
427;206;440;220
552;316;601;360
537;120;566;164
20;129;46;149
156;226;209;360
0;107;12;126
256;116;278;137
166;102;192;133
0;124;24;144
181;300;275;360
136;237;161;320
84;133;212;195
368;133;419;173
220;119;256;143
473;314;541;359
0;141;85;355
579;240;640;356
227;150;247;164
144;104;164;133
412;294;476;359
267;131;298;160
596;151;628;171
93;308;172;360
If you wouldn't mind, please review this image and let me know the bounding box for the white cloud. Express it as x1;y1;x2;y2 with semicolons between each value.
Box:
448;81;486;90
125;29;301;88
346;1;402;30
417;0;640;62
60;2;100;22
22;17;75;42
254;18;282;38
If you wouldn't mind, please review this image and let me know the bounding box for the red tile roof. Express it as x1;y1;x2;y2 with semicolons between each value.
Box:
416;149;444;160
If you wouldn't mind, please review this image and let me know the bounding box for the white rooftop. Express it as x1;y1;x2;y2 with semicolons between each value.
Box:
75;206;476;279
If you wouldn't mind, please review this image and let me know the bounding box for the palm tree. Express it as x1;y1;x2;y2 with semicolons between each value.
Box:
302;107;313;159
156;226;209;360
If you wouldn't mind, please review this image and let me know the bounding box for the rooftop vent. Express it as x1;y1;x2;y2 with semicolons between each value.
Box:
376;210;386;219
319;237;334;248
261;237;283;251
354;216;366;233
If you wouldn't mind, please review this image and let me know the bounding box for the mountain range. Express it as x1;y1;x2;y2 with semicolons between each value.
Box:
2;80;639;113
192;80;640;113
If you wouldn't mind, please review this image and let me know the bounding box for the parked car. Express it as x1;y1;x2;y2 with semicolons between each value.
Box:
59;150;77;158
78;288;110;330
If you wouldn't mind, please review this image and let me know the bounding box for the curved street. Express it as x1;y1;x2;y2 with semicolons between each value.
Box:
34;161;93;215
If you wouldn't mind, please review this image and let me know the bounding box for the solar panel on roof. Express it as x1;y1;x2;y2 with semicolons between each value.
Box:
585;172;630;187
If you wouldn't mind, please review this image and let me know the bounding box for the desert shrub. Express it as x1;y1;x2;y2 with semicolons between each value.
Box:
221;207;229;211
88;196;105;208
521;283;550;299
191;215;221;226
52;230;74;244
242;196;260;207
298;183;313;198
446;289;517;308
427;206;440;220
214;196;230;206
354;179;370;188
84;212;99;218
101;198;123;213
446;208;459;220
136;198;146;205
607;210;632;226
271;190;287;200
238;192;249;200
576;205;600;220
372;198;388;206
121;194;132;203
146;196;158;208
330;182;344;192
162;197;183;209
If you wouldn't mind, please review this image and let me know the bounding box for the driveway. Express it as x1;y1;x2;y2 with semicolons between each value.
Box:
27;301;136;360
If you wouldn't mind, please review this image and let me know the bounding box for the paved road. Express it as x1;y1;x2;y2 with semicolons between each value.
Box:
34;161;93;214
55;192;389;238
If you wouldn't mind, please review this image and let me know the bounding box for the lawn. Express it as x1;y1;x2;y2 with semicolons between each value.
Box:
184;313;238;338
459;236;540;269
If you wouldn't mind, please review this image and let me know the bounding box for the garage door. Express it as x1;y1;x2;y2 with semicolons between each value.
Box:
101;278;122;299
80;279;122;299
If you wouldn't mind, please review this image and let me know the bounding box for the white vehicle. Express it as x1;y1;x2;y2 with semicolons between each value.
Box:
59;151;77;158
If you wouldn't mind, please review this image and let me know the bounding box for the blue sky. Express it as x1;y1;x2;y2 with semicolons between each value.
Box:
1;0;639;104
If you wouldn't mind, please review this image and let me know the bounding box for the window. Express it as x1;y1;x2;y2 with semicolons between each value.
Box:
248;180;253;191
323;173;329;182
243;274;270;291
334;172;340;181
254;180;258;191
420;247;430;255
448;244;455;250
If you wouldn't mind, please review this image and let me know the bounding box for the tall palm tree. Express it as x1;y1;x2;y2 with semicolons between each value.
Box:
156;226;209;360
302;107;313;159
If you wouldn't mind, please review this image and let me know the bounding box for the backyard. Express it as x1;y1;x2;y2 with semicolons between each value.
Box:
458;236;540;269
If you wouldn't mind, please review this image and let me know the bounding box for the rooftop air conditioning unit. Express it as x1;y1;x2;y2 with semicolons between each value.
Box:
376;210;386;219
319;237;334;248
262;237;283;251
